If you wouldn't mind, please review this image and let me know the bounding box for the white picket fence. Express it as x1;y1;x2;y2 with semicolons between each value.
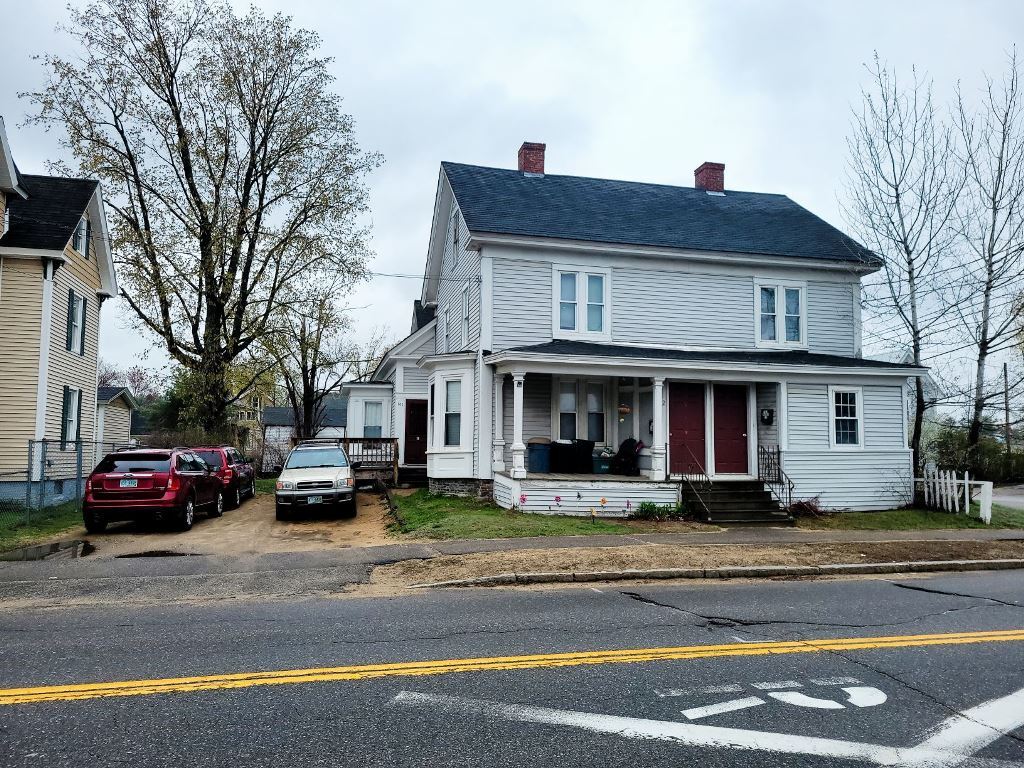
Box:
916;465;993;524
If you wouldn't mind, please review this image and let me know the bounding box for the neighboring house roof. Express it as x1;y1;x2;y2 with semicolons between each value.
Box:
870;349;942;400
490;340;923;371
262;399;348;429
96;386;140;409
0;174;99;251
441;162;880;266
412;299;435;332
0;117;26;197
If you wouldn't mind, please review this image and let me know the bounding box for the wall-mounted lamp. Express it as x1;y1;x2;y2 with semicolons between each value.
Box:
759;408;775;426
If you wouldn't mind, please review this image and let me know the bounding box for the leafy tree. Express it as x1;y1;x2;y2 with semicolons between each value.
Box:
28;0;380;429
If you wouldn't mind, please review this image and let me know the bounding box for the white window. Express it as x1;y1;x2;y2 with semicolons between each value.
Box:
2;206;9;237
444;379;461;446
68;291;85;355
555;378;607;444
62;387;81;446
552;266;610;339
364;401;383;438
72;216;89;258
451;209;460;265
558;381;577;440
829;386;863;448
461;284;470;348
442;306;451;353
755;280;805;347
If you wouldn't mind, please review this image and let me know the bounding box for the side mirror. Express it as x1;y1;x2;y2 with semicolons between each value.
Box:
273;464;283;474
350;461;362;470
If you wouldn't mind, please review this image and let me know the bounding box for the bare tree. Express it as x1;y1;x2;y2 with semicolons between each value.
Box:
843;56;963;473
954;50;1024;473
27;0;380;429
97;358;122;387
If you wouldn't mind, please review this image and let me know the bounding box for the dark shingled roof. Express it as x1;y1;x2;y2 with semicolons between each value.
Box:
262;399;348;428
0;174;97;251
97;386;136;405
498;340;921;370
442;162;879;265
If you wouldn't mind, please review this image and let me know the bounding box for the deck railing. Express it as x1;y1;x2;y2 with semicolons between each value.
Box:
757;445;794;510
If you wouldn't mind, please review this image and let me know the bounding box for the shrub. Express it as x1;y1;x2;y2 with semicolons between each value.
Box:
629;501;691;522
789;496;829;518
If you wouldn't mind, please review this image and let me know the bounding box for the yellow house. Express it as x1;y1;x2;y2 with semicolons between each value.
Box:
0;116;118;485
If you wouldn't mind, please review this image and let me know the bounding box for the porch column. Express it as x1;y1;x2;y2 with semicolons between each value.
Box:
650;376;667;480
492;374;506;472
510;372;527;479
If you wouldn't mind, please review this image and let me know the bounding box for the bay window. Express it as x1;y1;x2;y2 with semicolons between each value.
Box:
444;379;462;447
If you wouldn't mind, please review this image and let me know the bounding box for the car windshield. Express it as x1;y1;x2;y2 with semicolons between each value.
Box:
195;450;224;469
285;447;348;469
95;454;171;473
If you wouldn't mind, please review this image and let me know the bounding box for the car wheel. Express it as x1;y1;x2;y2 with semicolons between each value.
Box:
340;496;357;519
179;497;196;531
208;492;225;518
249;479;257;498
83;508;107;534
231;484;242;509
275;504;288;521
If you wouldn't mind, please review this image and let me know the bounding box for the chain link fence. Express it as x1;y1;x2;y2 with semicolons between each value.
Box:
0;440;133;534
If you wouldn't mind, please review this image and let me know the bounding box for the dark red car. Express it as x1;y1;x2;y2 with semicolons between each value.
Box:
192;445;256;509
83;448;224;533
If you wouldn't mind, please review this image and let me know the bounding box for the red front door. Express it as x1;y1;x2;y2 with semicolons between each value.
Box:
713;384;749;474
404;399;428;465
669;383;706;474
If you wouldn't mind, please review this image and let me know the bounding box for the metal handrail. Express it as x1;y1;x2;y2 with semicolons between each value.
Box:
677;443;712;517
758;445;794;510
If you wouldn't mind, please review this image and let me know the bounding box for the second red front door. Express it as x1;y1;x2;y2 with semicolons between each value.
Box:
713;384;749;474
404;399;428;465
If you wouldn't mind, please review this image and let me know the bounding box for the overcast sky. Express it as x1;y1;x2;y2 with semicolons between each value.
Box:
1;0;1021;383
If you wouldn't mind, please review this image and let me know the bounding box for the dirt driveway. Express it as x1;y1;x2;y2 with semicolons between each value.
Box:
64;489;399;559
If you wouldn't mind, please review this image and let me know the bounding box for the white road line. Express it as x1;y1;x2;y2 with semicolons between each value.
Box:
392;687;1024;768
751;680;803;690
655;684;743;698
768;691;846;709
843;686;887;708
906;686;1024;767
682;696;766;720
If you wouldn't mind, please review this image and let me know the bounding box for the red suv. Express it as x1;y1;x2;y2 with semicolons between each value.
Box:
192;445;256;509
83;449;225;533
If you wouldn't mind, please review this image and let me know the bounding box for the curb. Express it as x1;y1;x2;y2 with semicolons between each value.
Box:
408;558;1024;589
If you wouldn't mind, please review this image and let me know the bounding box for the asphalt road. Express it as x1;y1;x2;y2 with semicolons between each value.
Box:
1;572;1023;767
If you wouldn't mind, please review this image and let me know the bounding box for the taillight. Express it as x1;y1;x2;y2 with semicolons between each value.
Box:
167;473;179;491
85;477;92;492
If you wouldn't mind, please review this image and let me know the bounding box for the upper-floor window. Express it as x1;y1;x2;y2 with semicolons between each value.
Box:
460;284;470;348
60;386;81;448
442;306;451;353
755;280;805;348
2;206;9;237
552;266;610;340
829;386;862;449
66;290;86;355
363;401;383;438
72;216;90;259
450;209;460;267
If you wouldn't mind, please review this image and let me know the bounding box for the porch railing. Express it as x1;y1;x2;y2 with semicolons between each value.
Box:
291;437;399;485
677;443;712;518
757;445;794;511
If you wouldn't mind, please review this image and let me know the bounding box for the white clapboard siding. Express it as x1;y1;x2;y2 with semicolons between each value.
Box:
494;475;680;516
502;373;553;465
492;257;553;351
783;450;913;510
806;280;856;356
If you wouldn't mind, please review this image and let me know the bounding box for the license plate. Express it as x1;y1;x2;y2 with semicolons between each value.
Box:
307;496;322;505
119;478;138;488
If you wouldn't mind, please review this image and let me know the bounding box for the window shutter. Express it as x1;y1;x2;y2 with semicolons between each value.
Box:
75;388;83;440
66;289;75;351
60;386;70;449
83;219;90;259
79;297;87;355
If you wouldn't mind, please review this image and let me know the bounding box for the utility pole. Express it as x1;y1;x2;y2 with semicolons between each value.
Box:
1005;362;1012;458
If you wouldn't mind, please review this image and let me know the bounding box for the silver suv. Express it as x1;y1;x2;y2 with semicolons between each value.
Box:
274;441;358;521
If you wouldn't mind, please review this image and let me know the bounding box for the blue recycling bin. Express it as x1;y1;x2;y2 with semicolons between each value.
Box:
527;443;551;473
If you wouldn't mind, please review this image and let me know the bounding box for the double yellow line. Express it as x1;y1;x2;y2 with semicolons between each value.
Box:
2;628;1023;706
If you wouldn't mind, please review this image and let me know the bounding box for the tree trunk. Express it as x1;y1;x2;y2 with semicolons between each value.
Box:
967;341;989;475
196;354;231;432
912;375;926;477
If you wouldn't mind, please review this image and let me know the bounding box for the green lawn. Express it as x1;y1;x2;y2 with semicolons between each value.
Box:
391;489;640;539
0;501;83;553
795;503;1024;530
255;476;279;495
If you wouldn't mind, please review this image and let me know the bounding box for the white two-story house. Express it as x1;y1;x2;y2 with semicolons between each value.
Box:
372;143;923;519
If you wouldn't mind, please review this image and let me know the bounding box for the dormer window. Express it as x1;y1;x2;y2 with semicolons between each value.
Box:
72;216;90;259
755;279;805;348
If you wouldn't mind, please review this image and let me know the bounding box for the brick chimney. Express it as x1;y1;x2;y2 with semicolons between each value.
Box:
694;161;725;192
518;142;546;174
